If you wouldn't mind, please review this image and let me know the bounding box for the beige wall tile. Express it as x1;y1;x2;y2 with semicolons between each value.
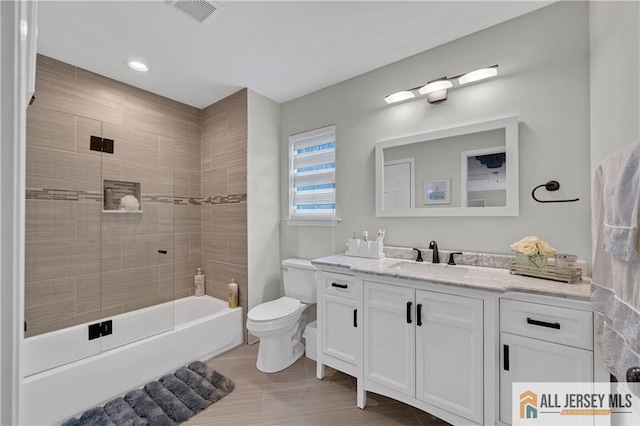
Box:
26;200;77;241
201;205;212;234
123;96;196;143
122;161;172;197
107;125;160;166
75;273;100;314
76;201;101;240
35;54;75;80
121;234;173;269
158;95;202;119
101;237;122;272
211;202;247;235
189;170;201;198
174;287;195;300
101;266;158;308
174;233;190;263
211;133;247;167
76;67;158;105
228;234;248;266
202;233;228;263
190;233;201;259
25;276;75;314
174;168;189;197
174;138;200;170
35;58;124;126
202;167;228;198
102;210;145;237
158;136;175;168
26;238;100;282
102;157;122;181
174;204;201;234
75;116;102;157
158;263;174;295
201;141;212;171
158;203;175;234
174;260;201;293
27;147;101;192
227;159;247;195
210;261;247;300
27;106;76;152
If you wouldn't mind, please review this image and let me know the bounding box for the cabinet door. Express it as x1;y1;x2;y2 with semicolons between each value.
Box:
416;290;483;424
364;281;415;396
321;293;358;364
500;332;594;424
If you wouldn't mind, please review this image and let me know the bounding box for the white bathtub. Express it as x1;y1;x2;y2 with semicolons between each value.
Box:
22;296;242;425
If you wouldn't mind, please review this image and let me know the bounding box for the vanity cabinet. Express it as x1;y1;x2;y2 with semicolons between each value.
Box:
317;271;362;378
498;298;594;425
363;280;484;424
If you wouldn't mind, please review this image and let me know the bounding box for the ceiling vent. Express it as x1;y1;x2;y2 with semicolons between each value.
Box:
166;0;222;24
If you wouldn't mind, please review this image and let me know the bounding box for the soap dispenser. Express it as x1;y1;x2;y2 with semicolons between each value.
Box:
194;268;205;297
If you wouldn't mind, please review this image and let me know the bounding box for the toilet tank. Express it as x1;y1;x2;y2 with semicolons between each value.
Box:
282;259;317;303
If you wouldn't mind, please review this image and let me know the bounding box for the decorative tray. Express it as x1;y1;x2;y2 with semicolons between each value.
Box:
509;264;582;284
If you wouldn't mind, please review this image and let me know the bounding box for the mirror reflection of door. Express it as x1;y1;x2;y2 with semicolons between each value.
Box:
384;158;414;210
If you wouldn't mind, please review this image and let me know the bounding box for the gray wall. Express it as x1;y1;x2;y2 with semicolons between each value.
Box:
280;2;592;263
247;90;282;310
590;1;640;169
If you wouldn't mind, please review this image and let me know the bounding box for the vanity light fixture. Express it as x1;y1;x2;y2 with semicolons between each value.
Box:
384;91;415;104
384;64;499;105
124;58;150;73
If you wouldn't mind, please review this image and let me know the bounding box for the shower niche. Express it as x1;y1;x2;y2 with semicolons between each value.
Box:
103;179;142;213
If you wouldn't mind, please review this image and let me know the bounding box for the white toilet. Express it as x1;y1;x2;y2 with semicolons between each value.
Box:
246;258;317;373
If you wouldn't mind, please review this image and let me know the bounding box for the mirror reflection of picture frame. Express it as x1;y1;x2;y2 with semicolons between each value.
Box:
424;178;451;205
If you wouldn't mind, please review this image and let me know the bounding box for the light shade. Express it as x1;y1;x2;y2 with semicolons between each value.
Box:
418;80;453;95
384;91;416;104
125;59;150;73
458;67;498;85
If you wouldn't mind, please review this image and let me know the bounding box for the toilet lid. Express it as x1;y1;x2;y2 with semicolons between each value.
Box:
248;297;301;322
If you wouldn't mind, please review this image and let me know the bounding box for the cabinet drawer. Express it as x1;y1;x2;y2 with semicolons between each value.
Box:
322;272;357;299
500;299;593;350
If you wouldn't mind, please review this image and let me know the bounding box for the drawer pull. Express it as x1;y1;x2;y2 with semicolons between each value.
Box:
331;282;348;289
527;317;561;329
406;302;413;324
353;309;357;328
416;303;423;326
503;344;510;371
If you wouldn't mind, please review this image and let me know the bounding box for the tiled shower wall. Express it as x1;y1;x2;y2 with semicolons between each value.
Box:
25;55;202;337
200;90;249;337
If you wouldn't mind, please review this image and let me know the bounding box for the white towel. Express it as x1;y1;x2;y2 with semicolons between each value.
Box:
591;141;640;383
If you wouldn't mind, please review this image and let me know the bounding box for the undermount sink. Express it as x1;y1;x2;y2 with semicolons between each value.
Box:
389;261;469;280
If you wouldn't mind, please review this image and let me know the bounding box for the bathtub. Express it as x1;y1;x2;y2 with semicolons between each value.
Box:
22;296;242;425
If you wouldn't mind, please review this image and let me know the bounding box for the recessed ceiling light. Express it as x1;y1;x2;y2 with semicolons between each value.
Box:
124;59;150;73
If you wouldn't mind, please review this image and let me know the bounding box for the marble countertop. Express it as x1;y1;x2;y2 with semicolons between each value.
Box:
311;254;591;301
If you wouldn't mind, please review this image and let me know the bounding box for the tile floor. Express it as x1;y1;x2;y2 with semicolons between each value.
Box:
187;343;452;425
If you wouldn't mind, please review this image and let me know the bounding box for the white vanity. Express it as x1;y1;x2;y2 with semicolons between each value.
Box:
313;254;604;426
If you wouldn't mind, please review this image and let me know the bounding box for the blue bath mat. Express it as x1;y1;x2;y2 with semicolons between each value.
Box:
61;361;234;426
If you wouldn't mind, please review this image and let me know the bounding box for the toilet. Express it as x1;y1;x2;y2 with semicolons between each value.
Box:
246;258;317;373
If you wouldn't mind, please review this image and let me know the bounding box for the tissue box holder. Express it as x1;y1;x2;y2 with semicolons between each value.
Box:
345;239;385;259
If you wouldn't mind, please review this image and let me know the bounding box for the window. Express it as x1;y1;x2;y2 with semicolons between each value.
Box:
288;125;336;221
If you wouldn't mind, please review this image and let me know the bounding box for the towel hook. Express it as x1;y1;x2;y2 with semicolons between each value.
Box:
531;180;579;203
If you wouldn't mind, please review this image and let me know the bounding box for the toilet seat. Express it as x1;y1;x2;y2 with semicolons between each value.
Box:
248;297;301;322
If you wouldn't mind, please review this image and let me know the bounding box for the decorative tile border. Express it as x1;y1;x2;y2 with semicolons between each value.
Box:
26;188;247;207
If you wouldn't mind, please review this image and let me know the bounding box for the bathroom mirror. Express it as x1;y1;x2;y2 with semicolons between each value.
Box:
375;116;519;217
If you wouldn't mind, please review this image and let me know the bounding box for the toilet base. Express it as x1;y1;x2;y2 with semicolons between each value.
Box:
256;339;305;373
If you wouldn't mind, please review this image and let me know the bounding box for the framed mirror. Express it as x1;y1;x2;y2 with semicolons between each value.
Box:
375;116;519;217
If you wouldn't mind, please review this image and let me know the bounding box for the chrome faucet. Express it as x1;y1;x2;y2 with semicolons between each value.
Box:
428;241;440;263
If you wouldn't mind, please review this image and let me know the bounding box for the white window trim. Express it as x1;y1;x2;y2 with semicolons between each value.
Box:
287;125;337;225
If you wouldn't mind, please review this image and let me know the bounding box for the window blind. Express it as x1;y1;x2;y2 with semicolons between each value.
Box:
289;125;336;218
